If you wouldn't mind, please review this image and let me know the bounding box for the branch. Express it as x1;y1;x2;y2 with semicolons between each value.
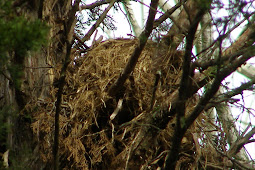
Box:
80;0;120;10
205;76;255;110
156;46;255;132
192;45;255;71
1;70;13;83
65;0;80;42
195;11;255;57
108;0;159;97
53;1;80;169
53;39;72;170
160;0;202;48
163;34;255;170
228;127;255;157
215;147;255;170
164;4;208;169
158;0;180;16
215;88;250;161
81;0;117;43
153;0;185;28
238;63;255;80
185;48;255;132
122;1;142;36
224;24;255;56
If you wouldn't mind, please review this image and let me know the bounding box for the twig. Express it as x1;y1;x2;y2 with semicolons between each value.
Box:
80;0;120;10
192;45;255;71
1;71;13;83
185;48;255;134
110;98;123;120
81;0;117;43
153;0;186;28
216;147;254;170
205;75;255;110
195;12;255;58
228;127;255;157
136;0;164;14
24;66;53;69
165;51;255;169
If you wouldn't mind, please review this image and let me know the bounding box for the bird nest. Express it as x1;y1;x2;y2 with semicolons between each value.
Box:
27;38;223;169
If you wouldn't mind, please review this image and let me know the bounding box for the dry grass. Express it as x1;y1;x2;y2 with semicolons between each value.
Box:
27;38;224;169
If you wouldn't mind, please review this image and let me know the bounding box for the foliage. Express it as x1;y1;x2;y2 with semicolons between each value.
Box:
0;0;49;88
0;1;49;168
0;107;13;148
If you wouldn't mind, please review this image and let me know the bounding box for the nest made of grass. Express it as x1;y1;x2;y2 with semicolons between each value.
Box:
28;38;224;169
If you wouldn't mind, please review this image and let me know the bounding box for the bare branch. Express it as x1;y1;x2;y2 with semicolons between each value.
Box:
194;11;255;58
215;88;250;161
53;1;81;169
238;63;255;80
153;0;185;28
206;77;255;109
161;0;202;48
122;1;142;36
215;148;255;170
228;127;255;157
164;3;209;169
108;0;159;97
80;0;120;10
185;48;255;131
81;0;117;43
224;23;255;56
192;45;255;71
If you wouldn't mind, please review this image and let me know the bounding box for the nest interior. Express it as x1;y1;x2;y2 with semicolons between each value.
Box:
26;38;223;169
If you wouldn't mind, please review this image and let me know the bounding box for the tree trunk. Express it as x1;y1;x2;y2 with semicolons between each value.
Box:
0;0;72;168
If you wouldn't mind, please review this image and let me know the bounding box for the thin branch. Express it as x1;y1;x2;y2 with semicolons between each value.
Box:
122;1;142;36
1;70;13;83
215;88;250;161
66;1;80;42
80;0;120;10
53;1;80;170
153;0;185;28
194;11;255;58
228;127;255;157
136;0;163;14
192;16;255;71
53;39;72;170
81;0;117;43
192;46;254;71
205;76;255;110
160;0;202;48
185;48;255;132
164;5;208;169
158;48;254;127
215;145;254;170
108;0;159;97
24;66;53;69
162;36;255;170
